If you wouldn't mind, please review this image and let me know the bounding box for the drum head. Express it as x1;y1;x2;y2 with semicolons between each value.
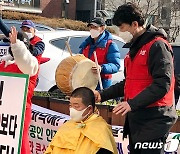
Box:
55;55;98;95
72;59;98;91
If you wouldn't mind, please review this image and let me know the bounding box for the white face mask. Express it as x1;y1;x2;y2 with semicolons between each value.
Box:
24;32;34;39
119;31;133;43
70;106;89;122
90;29;101;38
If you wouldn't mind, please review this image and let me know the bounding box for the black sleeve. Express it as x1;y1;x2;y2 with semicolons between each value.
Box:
174;74;180;104
175;74;180;92
128;40;173;111
96;148;112;154
0;18;11;37
100;79;125;102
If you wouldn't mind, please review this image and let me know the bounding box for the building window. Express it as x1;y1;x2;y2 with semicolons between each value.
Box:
173;0;180;11
2;0;40;8
161;7;168;20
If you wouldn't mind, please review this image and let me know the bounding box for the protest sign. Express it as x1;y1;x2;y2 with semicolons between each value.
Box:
0;72;29;154
30;104;180;154
29;104;70;153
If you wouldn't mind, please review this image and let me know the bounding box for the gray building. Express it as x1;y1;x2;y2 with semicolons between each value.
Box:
76;0;106;22
76;0;95;22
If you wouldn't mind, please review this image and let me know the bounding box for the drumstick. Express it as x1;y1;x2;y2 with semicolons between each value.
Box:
65;41;73;56
93;51;103;90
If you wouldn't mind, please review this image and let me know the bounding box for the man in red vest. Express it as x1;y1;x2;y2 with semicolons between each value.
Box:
20;20;45;57
94;2;177;154
20;20;45;154
0;19;44;154
79;18;120;90
0;26;42;154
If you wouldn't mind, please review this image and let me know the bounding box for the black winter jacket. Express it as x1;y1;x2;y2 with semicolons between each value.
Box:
100;25;177;143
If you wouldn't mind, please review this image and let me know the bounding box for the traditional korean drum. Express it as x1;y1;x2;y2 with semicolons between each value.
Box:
55;54;98;95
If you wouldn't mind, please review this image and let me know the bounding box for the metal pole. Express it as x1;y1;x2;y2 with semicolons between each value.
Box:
0;0;3;19
94;0;97;18
99;0;102;10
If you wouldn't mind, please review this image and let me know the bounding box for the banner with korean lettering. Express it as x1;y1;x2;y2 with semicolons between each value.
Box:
30;105;180;154
0;72;29;154
0;45;9;57
29;105;70;153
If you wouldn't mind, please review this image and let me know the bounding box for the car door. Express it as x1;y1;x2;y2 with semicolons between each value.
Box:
111;39;128;84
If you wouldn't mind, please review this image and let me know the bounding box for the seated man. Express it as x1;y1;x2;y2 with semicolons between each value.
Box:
45;87;118;154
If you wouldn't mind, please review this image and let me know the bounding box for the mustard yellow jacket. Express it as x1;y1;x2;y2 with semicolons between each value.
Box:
45;114;118;154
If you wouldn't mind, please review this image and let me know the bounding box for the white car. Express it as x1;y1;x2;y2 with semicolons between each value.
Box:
34;30;129;92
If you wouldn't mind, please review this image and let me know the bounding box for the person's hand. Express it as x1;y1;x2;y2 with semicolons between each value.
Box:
113;101;131;116
93;90;101;102
91;65;101;74
9;26;18;44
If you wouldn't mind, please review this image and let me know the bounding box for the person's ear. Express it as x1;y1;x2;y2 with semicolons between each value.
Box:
132;21;139;29
100;26;105;33
102;26;106;30
30;27;35;34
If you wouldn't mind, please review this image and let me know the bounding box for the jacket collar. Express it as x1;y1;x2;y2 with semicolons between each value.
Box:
79;30;112;49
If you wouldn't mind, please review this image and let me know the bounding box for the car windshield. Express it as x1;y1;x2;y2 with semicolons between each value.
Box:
0;21;53;34
113;39;128;59
50;36;129;58
50;36;87;54
68;37;87;54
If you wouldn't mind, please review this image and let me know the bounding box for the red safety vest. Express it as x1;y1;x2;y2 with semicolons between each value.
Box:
82;40;112;79
0;36;42;108
30;35;42;46
124;37;174;107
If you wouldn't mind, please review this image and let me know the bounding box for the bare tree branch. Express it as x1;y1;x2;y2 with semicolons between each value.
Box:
105;0;180;42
